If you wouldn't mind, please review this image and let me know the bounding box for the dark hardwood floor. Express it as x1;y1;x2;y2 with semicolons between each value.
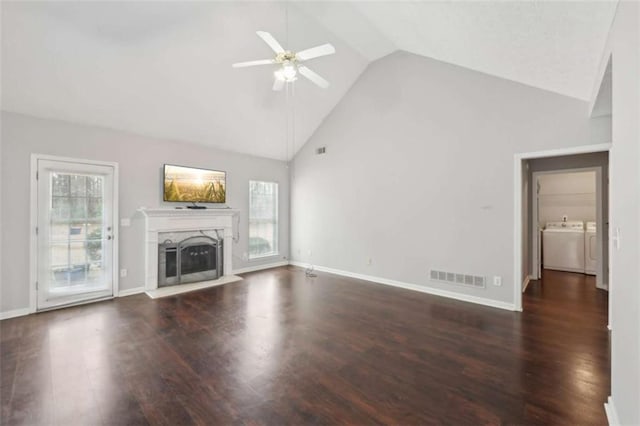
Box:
1;267;609;425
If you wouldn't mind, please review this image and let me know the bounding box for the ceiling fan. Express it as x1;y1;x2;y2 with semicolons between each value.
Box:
232;31;335;91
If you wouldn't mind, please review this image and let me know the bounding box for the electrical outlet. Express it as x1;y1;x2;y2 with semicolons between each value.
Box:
307;250;312;257
242;252;248;261
120;269;127;278
367;257;372;265
493;276;502;286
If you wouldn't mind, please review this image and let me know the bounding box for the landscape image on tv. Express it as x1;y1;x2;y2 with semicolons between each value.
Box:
164;164;226;203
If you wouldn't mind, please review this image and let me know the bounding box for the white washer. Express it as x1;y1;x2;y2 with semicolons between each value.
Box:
584;221;597;275
543;221;585;273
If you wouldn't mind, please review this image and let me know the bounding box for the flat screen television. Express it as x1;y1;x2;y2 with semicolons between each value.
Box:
163;164;226;204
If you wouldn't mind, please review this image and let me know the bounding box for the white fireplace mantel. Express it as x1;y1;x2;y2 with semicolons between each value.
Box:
138;207;239;291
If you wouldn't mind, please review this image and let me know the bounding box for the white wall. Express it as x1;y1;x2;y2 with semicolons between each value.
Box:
290;50;610;306
0;112;290;314
537;171;596;225
593;1;640;424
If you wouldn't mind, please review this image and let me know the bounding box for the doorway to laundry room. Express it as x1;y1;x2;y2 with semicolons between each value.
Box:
534;169;601;284
522;151;609;297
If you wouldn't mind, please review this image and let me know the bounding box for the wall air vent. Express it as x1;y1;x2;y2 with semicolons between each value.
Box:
430;269;486;288
316;147;326;155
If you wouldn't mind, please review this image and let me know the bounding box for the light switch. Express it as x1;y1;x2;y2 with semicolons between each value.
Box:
613;227;621;250
120;218;131;227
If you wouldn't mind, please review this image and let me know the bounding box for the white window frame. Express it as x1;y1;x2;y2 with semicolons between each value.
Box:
248;180;279;260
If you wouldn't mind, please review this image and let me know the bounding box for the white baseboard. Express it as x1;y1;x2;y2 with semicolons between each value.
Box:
0;308;31;320
604;396;619;426
522;275;533;293
233;261;289;275
118;287;145;297
289;261;516;311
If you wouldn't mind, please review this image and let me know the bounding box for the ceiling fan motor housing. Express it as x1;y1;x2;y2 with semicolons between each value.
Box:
276;51;297;64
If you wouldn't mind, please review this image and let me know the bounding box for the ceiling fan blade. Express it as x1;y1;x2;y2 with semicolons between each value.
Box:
296;43;336;61
273;78;285;92
256;31;285;54
298;66;330;89
232;59;275;68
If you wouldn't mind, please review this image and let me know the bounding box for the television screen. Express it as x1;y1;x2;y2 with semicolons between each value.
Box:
163;164;226;204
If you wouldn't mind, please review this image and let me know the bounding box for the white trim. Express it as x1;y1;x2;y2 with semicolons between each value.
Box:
113;163;120;298
117;287;145;297
35;296;114;313
514;143;611;312
289;261;516;311
515;144;612;162
0;308;31;321
604;396;620;426
137;207;239;217
0;135;3;324
30;154;119;313
29;155;38;314
522;275;533;293
233;261;289;275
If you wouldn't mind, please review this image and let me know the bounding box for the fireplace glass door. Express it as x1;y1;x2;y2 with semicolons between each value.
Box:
158;235;222;286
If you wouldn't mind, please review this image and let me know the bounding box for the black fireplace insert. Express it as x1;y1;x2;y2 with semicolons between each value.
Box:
158;234;223;287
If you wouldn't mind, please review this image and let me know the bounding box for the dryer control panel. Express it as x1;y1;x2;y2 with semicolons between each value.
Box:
546;221;584;230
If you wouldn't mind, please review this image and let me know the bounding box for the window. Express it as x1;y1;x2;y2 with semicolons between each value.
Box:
249;181;278;259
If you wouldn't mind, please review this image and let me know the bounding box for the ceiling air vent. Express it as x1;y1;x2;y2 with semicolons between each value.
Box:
430;269;486;288
316;147;326;155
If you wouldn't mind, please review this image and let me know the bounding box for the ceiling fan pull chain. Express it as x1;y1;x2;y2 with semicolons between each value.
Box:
285;0;289;49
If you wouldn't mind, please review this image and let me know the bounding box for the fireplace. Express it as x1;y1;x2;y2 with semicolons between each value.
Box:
138;208;237;292
158;233;223;287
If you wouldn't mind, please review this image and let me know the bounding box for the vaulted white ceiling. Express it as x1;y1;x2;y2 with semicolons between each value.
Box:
1;1;617;160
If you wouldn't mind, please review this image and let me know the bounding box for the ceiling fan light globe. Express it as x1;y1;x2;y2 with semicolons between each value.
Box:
274;69;285;81
282;63;297;81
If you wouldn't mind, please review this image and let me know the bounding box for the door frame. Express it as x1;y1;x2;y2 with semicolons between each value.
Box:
29;154;119;313
531;166;605;289
513;143;611;313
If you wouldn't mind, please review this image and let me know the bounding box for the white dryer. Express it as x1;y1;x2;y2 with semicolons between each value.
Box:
543;221;585;273
584;222;597;275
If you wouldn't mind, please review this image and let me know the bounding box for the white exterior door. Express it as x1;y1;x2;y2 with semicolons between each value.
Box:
36;158;117;310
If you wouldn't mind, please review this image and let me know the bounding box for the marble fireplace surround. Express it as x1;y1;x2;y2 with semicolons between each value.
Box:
138;208;241;298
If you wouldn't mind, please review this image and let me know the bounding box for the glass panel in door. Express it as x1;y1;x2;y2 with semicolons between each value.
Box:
37;160;114;310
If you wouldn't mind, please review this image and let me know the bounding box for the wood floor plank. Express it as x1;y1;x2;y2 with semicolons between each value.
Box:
0;267;609;425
